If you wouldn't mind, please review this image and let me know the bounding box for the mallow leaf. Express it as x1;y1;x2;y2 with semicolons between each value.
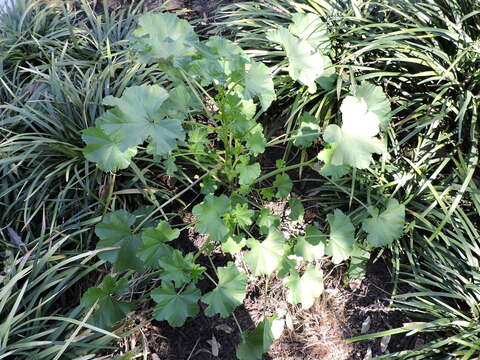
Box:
151;282;200;327
221;234;247;254
268;26;333;93
82;127;136;172
245;231;285;276
246;124;267;156
237;162;261;186
130;13;199;66
229;203;255;229
325;209;356;264
95;210;143;272
243;61;275;111
294;225;326;261
236;316;284;360
98;85;186;156
316;147;350;179
289;13;330;50
362;199;405;247
81;276;133;329
322;124;386;169
293;113;320;148
283;265;323;309
273;173;293;198
158;250;205;287
190;36;248;86
202;262;247;317
256;208;280;235
138;221;179;268
344;83;391;132
220;94;256;137
320;83;390;170
192;195;231;242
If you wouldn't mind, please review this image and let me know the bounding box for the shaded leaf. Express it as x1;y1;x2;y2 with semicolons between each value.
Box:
273;174;292;198
138;221;179;268
236;316;284;360
81;276;133;328
192;195;231;242
151;282;200;327
158;250;205;287
95;210;143;272
293;113;320;148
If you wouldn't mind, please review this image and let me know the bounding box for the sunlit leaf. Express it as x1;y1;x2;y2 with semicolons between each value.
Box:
245;231;285;276
325;209;356;264
202;262;247;317
283;265;323;309
131;13;199;66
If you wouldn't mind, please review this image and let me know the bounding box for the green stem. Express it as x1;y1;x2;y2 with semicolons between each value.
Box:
253;158;316;185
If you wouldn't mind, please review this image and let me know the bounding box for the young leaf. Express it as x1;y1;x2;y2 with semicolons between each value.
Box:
245;231;285;276
158;250;205;287
230;203;255;229
236;316;284;360
81;276;133;329
151;282;200;327
288;197;304;222
293;113;320;148
237;162;261;186
362;199;405;247
202;262;248;317
98;85;186;156
283;265;323;309
325;209;356;264
192;195;231;242
221;234;247;254
130;13;199;66
220;94;256;137
138;221;179;268
243;61;275;111
294;225;326;261
273;173;293;198
82;127;137;172
256;208;280;235
95;210;143;272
